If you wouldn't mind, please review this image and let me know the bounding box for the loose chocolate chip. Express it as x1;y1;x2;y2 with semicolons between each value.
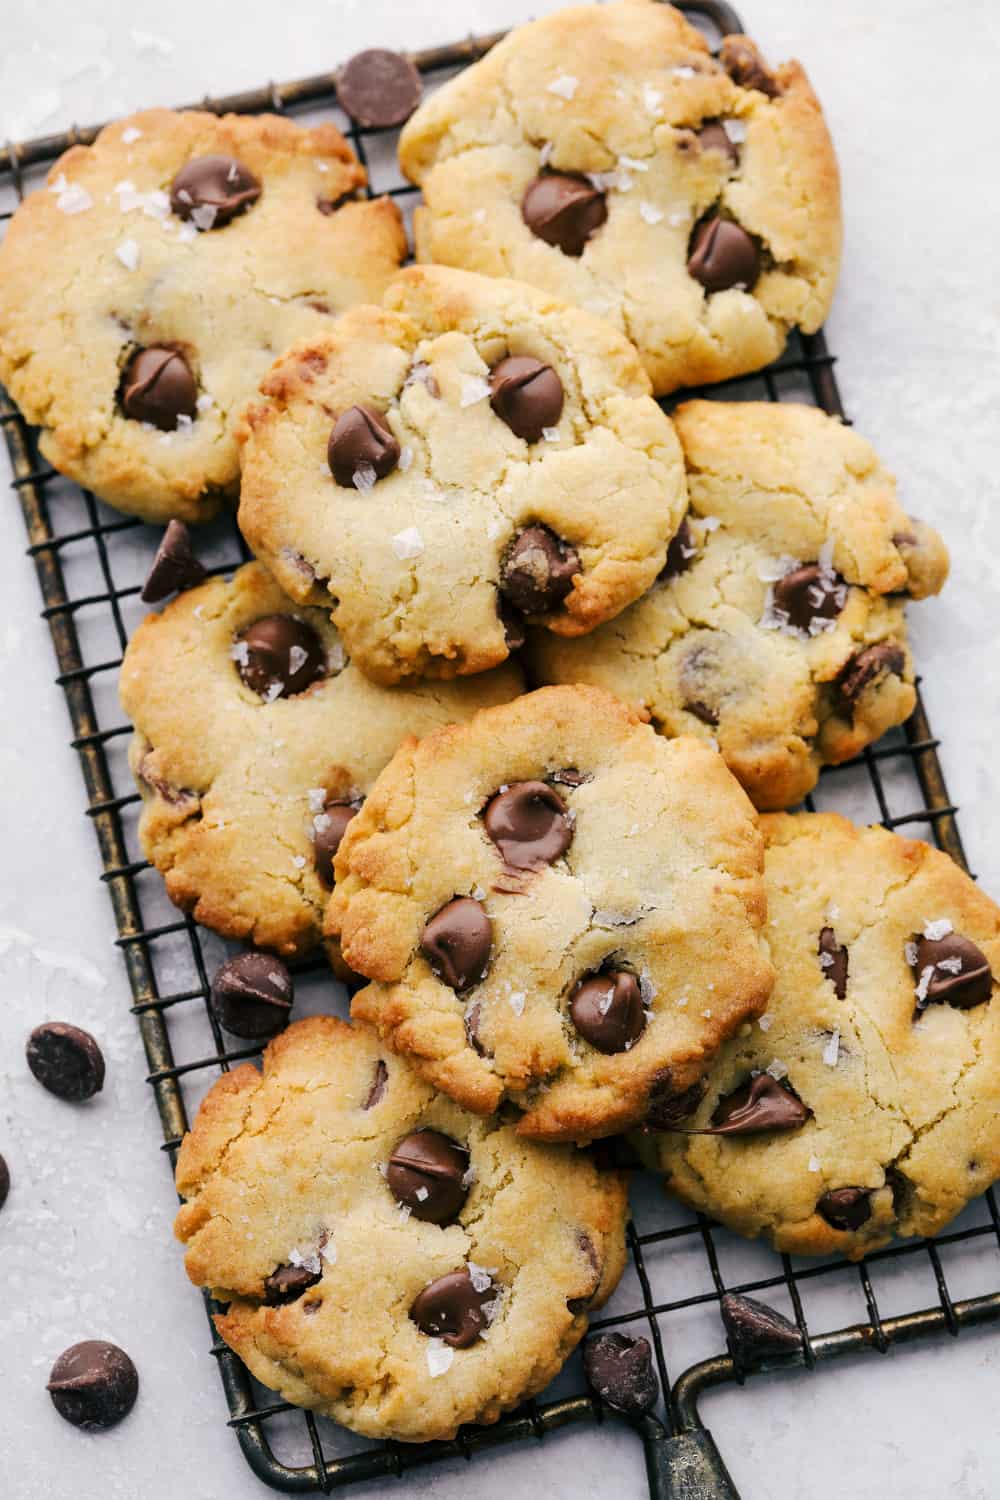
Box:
570;971;646;1055
700;1074;809;1135
314;799;360;888
910;932;993;1010
47;1341;139;1430
499;598;526;651
210;953;294;1040
720;1293;803;1365
582;1332;659;1417
336;48;423;129
387;1130;470;1224
410;1268;496;1348
484;779;572;869
170;155;261;227
660;517;697;581
772;563;847;632
646;1071;709;1130
328;404;400;488
500;526;580;616
120;346;197;431
420;897;492;991
464;1002;487;1056
141;519;206;603
265;1262;322;1306
817;1186;871;1231
720;36;781;97
837;642;905;704
364;1059;388;1109
521;172;607;256
488;355;564;443
687;215;760;293
26;1024;104;1102
697;121;739;165
234;615;326;699
0;1153;9;1212
818;927;848;999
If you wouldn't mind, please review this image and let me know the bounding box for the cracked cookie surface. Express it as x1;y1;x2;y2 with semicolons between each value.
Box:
398;0;841;395
328;685;774;1141
174;1015;628;1441
0;108;406;523
120;562;522;960
635;813;1000;1259
237;264;686;684
530;401;949;811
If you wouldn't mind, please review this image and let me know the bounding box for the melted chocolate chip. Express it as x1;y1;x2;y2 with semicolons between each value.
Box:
566;1231;603;1313
772;563;847;632
837;642;905;704
265;1262;322;1306
570;971;645;1055
26;1024;105;1101
817;1186;871;1231
0;1154;10;1213
488;355;564;443
141;519;206;603
314;799;360;888
700;1074;808;1135
336;48;422;129
660;517;697;581
687;215;760;293
464;1002;487;1056
499;598;526;651
387;1130;470;1224
120;346;197;431
410;1268;496;1348
484;780;572;869
210;953;294;1040
364;1059;388;1109
234;615;326;699
170;155;261;227
818;927;848;999
420;897;492;991
646;1071;708;1130
551;767;590;788
500;526;580;616
720;1293;803;1365
679;641;723;726
910;933;993;1010
328;404;400;488
47;1341;139;1431
697;121;739;165
720;36;781;97
521;172;607;256
582;1332;659;1417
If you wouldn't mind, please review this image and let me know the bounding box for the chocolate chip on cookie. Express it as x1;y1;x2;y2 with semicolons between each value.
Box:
327;404;400;488
817;1186;871;1231
314;799;361;888
488;356;564;442
265;1259;322;1306
410;1267;498;1348
719;35;781;98
483;779;573;869
583;1332;659;1417
210;953;294;1040
660;517;697;581
771;562;847;633
386;1130;470;1223
420;897;492;991
141;519;206;604
910;928;993;1010
700;1074;809;1135
47;1341;139;1431
336;48;423;130
26;1023;105;1102
687;216;760;293
170;155;261;228
521;172;607;256
364;1058;389;1108
233;615;326;699
570;971;645;1054
120;346;198;431
697;121;740;165
500;526;580;616
837;642;905;704
818;927;848;999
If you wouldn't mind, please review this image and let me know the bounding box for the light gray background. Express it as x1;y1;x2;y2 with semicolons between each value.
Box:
2;2;999;1497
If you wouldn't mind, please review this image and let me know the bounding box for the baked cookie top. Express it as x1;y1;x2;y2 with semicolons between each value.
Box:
328;685;774;1141
636;813;1000;1260
530;401;949;811
120;562;522;960
237;264;686;685
175;1016;628;1442
399;0;841;395
0;109;406;523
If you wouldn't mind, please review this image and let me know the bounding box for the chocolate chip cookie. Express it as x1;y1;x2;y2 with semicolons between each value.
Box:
636;813;1000;1259
328;685;774;1140
175;1015;628;1441
237;264;686;684
530;401;949;810
0;109;406;523
120;562;522;960
399;0;841;395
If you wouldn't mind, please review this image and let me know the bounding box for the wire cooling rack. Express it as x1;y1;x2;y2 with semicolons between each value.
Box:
3;4;998;1496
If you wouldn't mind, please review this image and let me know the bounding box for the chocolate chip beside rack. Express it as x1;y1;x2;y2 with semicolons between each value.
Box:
47;1341;139;1430
141;519;206;603
26;1023;105;1101
210;953;294;1040
720;1293;803;1365
583;1331;659;1416
337;48;423;129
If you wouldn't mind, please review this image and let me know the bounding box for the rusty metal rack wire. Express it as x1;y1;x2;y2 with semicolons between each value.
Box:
2;4;997;1496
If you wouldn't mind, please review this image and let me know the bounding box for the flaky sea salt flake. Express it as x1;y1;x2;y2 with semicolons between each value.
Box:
399;444;414;472
467;1261;494;1293
822;1029;840;1068
642;84;663;114
923;917;954;941
722;118;748;144
460;374;491;408
758;1014;773;1032
115;238;140;270
52;177;93;215
191;203;218;232
352;462;377;493
639;201;665;225
427;1340;454;1377
548;74;579;100
766;1058;789;1080
808;1155;821;1173
392;526;424;561
122;126;143;144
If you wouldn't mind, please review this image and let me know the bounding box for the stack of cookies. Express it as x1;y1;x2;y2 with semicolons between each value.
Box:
4;0;996;1450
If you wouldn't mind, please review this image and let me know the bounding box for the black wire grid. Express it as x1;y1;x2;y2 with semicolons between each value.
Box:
3;6;999;1497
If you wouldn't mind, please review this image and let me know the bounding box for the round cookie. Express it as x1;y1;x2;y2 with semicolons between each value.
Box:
530;401;949;811
174;1015;629;1442
120;562;522;960
0;109;406;523
236;264;686;684
328;685;774;1141
635;813;1000;1260
398;0;841;396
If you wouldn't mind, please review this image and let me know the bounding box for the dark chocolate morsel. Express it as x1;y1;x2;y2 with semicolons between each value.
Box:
420;897;492;991
141;519;206;603
500;526;580;616
387;1129;470;1224
566;1231;603;1313
364;1059;388;1109
570;971;646;1055
700;1074;808;1135
720;35;781;97
720;1293;803;1365
646;1071;709;1130
0;1153;9;1212
499;598;526;651
772;563;847;632
818;927;848;999
210;953;294;1040
336;48;423;129
234;615;326;699
265;1262;322;1306
410;1268;496;1348
26;1023;105;1102
817;1186;871;1231
488;355;564;443
660;517;697;581
169;155;261;227
47;1341;139;1430
550;767;590;788
521;172;607;257
314;799;361;888
837;642;905;704
328;404;400;488
910;932;993;1010
120;346;197;431
464;1001;487;1056
697;121;739;165
687;215;760;293
484;779;572;869
582;1332;659;1417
